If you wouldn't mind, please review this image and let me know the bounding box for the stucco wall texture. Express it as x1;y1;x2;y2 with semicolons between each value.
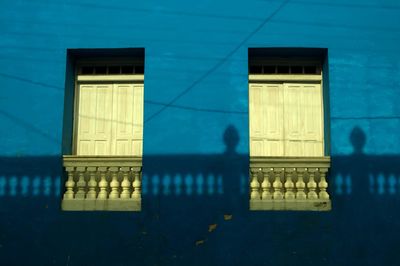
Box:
1;0;400;265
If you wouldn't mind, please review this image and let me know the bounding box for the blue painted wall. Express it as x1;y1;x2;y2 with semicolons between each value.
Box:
1;0;400;265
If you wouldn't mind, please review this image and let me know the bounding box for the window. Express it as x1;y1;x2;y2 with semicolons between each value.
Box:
248;48;331;211
74;64;144;156
61;49;144;211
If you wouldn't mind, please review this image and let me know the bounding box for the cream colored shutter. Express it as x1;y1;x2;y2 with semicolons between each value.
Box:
249;84;264;156
249;83;284;156
284;83;304;156
112;83;143;156
283;83;323;156
76;84;113;155
76;82;143;156
131;84;144;157
301;83;323;156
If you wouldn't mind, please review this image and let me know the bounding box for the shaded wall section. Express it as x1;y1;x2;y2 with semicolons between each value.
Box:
1;127;400;265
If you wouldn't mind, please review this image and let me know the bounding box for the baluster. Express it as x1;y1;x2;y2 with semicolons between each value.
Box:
64;167;75;199
109;167;120;199
86;167;97;199
307;168;318;199
295;168;307;200
261;168;272;200
120;167;131;199
132;167;141;200
97;167;108;199
273;168;284;200
75;167;87;199
250;168;261;200
284;168;295;200
318;168;330;199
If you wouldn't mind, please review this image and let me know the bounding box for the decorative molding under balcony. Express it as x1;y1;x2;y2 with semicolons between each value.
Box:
249;156;331;211
62;156;142;211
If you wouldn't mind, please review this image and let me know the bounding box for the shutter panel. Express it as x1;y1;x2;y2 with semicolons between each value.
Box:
76;82;143;156
112;84;135;155
132;84;144;157
76;84;113;155
249;84;265;156
302;83;323;156
263;83;284;156
111;83;143;156
283;83;323;156
284;83;304;156
249;83;284;156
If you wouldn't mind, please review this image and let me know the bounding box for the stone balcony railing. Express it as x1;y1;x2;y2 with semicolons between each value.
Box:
249;157;331;211
62;156;142;211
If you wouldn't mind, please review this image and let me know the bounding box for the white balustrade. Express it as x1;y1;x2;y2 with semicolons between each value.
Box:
250;157;331;211
250;169;261;200
296;168;307;200
261;169;272;200
318;168;329;199
272;168;283;200
120;167;131;199
132;170;141;200
61;156;142;211
284;168;295;200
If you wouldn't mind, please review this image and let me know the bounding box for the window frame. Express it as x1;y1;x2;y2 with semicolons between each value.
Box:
71;61;145;156
247;49;331;211
248;64;326;157
61;49;145;211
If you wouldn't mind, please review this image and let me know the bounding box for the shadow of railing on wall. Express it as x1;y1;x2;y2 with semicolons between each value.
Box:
331;126;400;197
0;126;399;200
1;154;400;199
0;156;62;198
332;155;400;196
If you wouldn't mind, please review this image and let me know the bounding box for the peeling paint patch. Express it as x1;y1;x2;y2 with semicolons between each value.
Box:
195;239;205;246
224;214;232;220
208;223;217;232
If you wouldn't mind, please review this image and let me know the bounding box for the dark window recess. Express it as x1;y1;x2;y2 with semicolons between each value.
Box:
108;66;121;74
135;65;144;74
277;66;290;74
79;65;145;75
263;66;276;74
121;65;134;74
81;66;94;75
94;66;107;74
304;66;317;74
291;66;303;74
249;65;263;74
249;64;320;75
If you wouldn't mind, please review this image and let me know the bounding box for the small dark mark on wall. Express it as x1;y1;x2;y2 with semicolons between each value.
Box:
224;214;233;220
314;202;327;207
208;224;217;232
195;239;206;246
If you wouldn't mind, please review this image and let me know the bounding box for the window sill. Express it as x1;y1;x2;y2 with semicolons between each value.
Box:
249;156;331;211
61;156;142;211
